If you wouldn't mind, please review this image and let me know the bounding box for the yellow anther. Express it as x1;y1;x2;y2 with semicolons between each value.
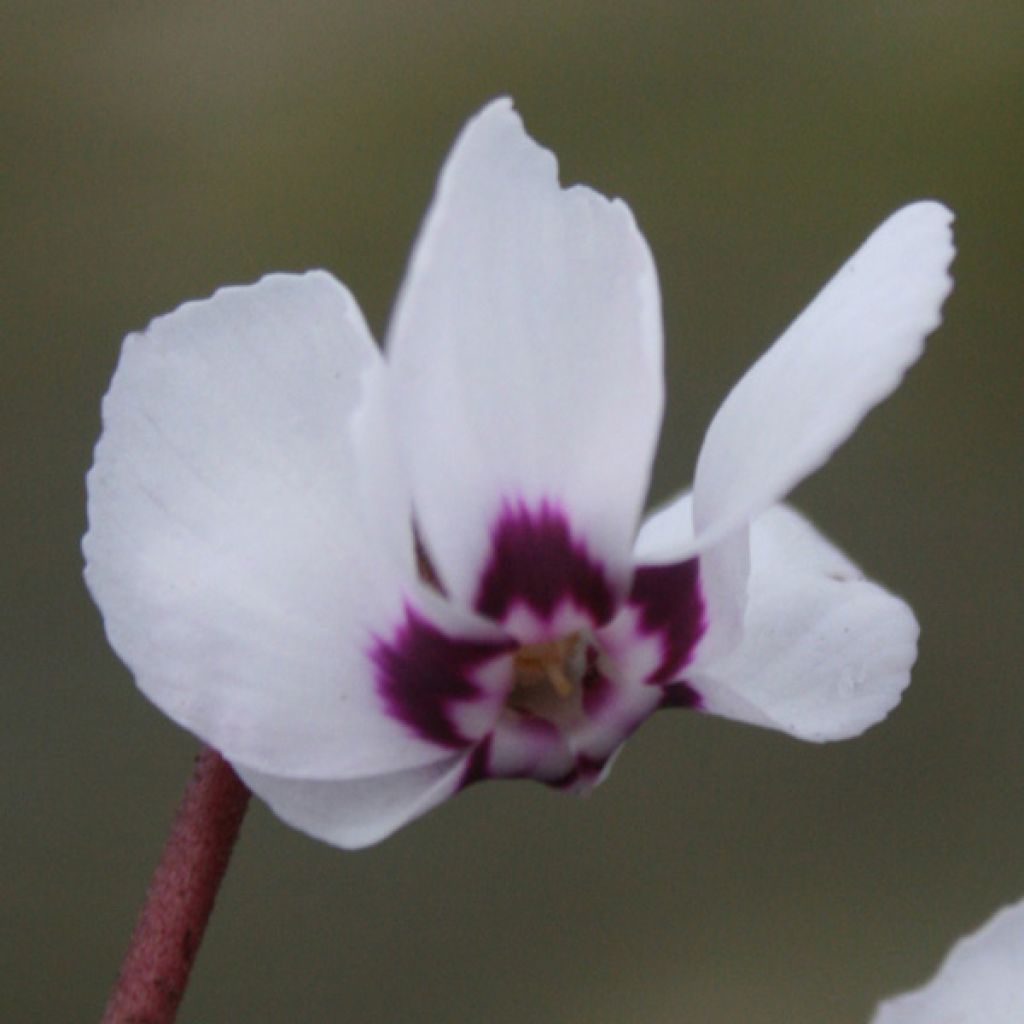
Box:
510;633;581;704
544;661;573;698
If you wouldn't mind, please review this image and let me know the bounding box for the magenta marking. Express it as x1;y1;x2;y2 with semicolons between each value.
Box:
581;643;614;716
551;753;609;790
628;559;706;686
459;737;493;788
373;606;511;749
661;681;703;709
475;498;616;626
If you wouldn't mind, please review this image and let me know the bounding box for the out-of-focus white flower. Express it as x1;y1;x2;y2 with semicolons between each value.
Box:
84;99;954;847
873;898;1024;1023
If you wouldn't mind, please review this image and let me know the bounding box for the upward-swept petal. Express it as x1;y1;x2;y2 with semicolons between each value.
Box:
693;202;954;548
84;273;485;779
387;99;664;619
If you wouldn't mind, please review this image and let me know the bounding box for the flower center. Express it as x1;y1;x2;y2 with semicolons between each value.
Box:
507;632;597;720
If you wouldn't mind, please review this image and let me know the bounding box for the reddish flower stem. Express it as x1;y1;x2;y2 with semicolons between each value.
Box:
101;746;251;1024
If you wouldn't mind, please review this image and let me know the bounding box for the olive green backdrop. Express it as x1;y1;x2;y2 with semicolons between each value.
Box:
3;3;1022;1021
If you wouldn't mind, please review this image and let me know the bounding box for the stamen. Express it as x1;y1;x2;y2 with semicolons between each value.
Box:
509;632;584;711
544;661;573;698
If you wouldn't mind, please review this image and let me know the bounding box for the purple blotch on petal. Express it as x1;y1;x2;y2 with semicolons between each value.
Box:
551;753;609;791
581;650;614;716
475;498;616;626
661;681;703;710
628;559;706;685
373;605;512;749
459;737;492;788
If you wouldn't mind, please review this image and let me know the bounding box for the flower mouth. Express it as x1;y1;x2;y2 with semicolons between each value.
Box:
506;632;601;723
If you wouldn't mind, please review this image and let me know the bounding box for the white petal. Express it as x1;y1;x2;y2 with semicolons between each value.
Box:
237;752;469;849
84;273;470;779
634;490;696;562
387;98;663;611
693;202;954;548
689;504;917;741
634;491;748;664
872;898;1024;1024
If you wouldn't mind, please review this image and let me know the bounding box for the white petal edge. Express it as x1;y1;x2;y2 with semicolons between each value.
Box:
692;202;954;551
634;490;697;562
387;98;664;610
84;272;475;779
872;897;1024;1023
688;504;918;741
237;752;469;849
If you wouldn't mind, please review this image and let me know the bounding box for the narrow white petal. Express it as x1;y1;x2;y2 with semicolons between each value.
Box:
872;898;1024;1023
237;753;469;849
84;273;471;778
689;504;917;741
387;99;664;610
694;202;954;548
634;490;696;562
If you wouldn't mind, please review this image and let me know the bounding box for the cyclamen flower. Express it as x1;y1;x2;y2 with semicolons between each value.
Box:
84;99;954;848
872;897;1024;1023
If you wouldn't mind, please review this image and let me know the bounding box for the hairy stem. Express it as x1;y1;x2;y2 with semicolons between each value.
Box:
102;746;251;1024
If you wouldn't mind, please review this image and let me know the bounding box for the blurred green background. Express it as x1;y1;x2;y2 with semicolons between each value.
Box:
3;2;1022;1021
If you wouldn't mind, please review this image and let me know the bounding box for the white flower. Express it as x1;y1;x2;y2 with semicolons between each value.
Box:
873;898;1024;1023
84;99;954;848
